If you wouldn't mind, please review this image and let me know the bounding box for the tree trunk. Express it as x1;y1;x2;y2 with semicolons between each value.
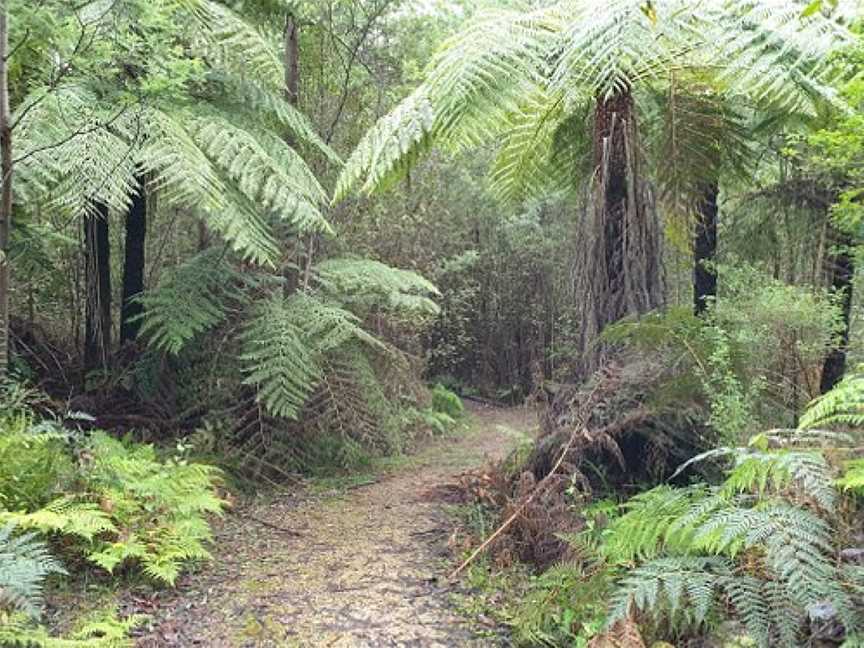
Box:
120;177;146;344
284;13;300;106
694;182;719;316
820;229;854;394
0;8;11;378
84;205;112;372
576;89;662;373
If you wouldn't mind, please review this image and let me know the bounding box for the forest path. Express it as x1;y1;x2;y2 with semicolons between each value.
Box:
135;404;533;647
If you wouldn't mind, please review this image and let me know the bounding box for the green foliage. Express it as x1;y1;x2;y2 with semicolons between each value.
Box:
0;523;65;620
601;441;860;646
241;293;384;420
81;433;224;585
799;366;864;430
314;258;441;317
431;384;464;418
0;416;72;511
0;605;142;647
0;413;224;587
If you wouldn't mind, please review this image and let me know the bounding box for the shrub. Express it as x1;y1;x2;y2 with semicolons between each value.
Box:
431;383;464;418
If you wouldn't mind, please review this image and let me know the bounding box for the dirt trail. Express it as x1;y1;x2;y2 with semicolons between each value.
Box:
135;404;533;647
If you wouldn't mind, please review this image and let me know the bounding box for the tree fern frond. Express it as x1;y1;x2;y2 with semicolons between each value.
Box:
190;113;332;235
139;106;227;212
799;367;864;430
241;294;385;420
313;258;440;317
334;87;437;201
138;249;245;354
211;74;341;164
193;0;284;87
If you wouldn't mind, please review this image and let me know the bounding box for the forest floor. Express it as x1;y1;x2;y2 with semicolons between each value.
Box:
122;404;534;647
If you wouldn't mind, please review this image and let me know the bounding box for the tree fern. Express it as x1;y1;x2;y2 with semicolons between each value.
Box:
335;0;850;203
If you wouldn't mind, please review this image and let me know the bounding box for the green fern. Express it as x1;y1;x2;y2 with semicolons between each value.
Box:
313;258;441;317
137;249;246;354
0;524;65;620
241;293;384;420
799;366;864;430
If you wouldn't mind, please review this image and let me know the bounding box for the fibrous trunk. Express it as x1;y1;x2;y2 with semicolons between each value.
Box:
820;228;854;393
84;204;112;372
120;176;146;344
694;183;718;315
574;89;663;375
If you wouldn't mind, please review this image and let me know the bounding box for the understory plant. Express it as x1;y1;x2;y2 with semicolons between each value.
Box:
0;412;225;587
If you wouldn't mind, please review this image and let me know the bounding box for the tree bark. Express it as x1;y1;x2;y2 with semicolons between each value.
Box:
576;89;662;373
0;8;12;378
694;182;719;316
120;177;146;344
820;230;854;394
84;204;112;372
284;13;300;107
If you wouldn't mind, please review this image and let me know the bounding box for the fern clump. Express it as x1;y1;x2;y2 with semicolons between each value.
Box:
600;441;862;647
82;433;225;585
0;416;225;587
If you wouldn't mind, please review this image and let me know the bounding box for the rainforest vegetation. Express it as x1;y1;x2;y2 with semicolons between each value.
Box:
1;0;864;646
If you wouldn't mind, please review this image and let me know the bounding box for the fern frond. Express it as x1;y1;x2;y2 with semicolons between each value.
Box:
211;74;340;164
0;524;65;619
799;367;864;430
721;450;836;511
313;258;440;317
138;249;245;354
241;294;384;420
607;556;730;630
190;113;331;235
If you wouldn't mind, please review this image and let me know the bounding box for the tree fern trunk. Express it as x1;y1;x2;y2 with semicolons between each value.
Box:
694;183;718;316
84;205;112;372
576;89;662;374
120;177;146;345
0;8;11;378
820;229;854;394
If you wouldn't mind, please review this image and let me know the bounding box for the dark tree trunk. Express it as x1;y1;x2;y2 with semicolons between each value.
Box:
120;177;146;344
820;230;854;394
694;183;719;316
84;204;112;372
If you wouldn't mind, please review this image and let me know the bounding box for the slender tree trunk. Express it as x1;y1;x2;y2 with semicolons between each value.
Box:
820;229;854;393
120;176;146;344
84;205;112;372
694;182;719;316
0;8;11;378
284;13;300;107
